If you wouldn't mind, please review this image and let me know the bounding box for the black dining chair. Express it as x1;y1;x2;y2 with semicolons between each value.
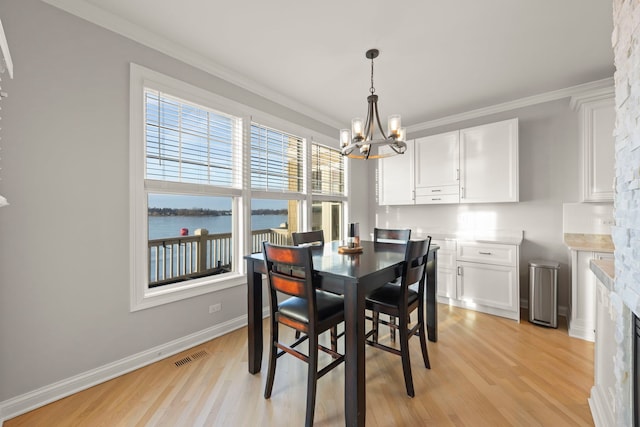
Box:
292;230;325;246
373;227;411;341
291;229;326;339
373;227;411;244
262;242;345;427
365;237;432;397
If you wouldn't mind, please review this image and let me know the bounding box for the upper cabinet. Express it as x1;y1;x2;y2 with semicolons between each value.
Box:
414;131;460;204
459;118;519;203
379;118;519;205
575;95;615;202
378;140;415;205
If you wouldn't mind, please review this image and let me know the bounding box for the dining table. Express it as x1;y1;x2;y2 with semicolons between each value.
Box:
244;240;439;427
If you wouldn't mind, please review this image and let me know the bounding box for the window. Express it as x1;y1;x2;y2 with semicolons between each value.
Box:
310;143;346;242
130;65;350;311
130;65;244;311
250;122;304;250
250;123;304;193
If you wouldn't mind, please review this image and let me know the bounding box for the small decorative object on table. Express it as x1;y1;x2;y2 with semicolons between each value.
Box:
338;245;363;254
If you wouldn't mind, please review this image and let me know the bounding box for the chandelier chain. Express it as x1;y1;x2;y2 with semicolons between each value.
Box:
370;56;375;95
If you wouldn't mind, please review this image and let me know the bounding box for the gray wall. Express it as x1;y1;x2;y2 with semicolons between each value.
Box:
371;99;581;311
0;0;345;402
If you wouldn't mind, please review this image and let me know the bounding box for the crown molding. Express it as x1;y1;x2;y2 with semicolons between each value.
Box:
40;0;344;129
38;1;616;135
407;77;615;134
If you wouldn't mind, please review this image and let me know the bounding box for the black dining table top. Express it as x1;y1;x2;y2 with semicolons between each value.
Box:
246;240;438;280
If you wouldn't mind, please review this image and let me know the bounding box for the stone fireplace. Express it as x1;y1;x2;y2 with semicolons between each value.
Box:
603;1;640;426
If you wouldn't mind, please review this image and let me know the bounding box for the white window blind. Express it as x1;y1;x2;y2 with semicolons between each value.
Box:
145;89;241;188
250;123;304;192
311;143;345;196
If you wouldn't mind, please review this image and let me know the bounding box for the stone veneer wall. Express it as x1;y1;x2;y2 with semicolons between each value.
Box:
611;0;640;425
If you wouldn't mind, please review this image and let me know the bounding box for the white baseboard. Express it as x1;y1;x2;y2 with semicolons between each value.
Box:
0;307;269;424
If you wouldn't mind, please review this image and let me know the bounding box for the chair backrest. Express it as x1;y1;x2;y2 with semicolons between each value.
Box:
401;237;432;295
263;242;314;301
373;228;411;244
292;230;325;246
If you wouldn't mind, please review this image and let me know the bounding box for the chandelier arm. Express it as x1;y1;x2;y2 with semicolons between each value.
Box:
373;100;388;140
364;98;375;141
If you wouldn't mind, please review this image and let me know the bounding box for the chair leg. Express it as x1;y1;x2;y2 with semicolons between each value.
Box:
399;314;415;397
264;318;279;399
330;326;338;353
390;316;396;342
372;311;379;343
305;333;319;427
418;306;431;369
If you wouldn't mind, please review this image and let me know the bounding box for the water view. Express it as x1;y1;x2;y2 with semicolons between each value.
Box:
148;214;287;239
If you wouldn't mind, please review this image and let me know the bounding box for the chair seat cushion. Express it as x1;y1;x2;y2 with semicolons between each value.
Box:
366;283;418;309
278;290;344;324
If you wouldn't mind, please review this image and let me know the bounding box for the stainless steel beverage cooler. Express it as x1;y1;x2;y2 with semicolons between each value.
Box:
529;260;560;328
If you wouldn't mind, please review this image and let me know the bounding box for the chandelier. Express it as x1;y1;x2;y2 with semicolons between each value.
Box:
340;49;407;159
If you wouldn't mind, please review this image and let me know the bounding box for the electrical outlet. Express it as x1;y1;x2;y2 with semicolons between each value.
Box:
601;219;615;226
209;303;221;314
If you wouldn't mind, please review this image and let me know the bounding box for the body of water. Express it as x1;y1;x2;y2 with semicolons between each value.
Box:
148;214;287;239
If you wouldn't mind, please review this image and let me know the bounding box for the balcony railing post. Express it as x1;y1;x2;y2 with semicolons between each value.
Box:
195;228;209;273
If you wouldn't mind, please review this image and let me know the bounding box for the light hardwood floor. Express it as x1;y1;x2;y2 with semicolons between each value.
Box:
5;305;595;426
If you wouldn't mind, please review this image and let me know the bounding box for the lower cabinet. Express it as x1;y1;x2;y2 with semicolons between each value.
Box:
435;239;520;321
588;279;616;427
569;250;614;341
434;239;457;299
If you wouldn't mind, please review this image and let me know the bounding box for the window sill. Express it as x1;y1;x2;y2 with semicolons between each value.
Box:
130;272;246;312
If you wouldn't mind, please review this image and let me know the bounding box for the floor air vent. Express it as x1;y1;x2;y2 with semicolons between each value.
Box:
174;356;193;367
174;350;209;367
191;350;209;360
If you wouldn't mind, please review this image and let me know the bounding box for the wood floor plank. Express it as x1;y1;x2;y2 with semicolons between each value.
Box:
4;304;595;426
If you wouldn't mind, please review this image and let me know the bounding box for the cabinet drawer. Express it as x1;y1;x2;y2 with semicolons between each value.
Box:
457;241;516;266
415;193;459;204
416;185;459;196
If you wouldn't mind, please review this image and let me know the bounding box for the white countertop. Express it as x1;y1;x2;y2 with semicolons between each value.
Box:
563;233;614;252
413;229;523;245
590;258;615;291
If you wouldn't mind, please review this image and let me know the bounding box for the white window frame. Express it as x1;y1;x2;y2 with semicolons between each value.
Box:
130;64;249;311
130;64;351;311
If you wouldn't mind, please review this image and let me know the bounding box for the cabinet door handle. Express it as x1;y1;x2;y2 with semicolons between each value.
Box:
478;251;492;255
456;169;460;180
461;187;465;199
431;189;442;193
457;266;462;276
432;197;441;201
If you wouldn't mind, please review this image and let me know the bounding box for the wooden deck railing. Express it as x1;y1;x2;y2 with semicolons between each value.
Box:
148;228;291;287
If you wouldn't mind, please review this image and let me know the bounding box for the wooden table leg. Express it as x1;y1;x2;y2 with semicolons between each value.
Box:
247;259;263;374
343;282;366;427
426;250;438;342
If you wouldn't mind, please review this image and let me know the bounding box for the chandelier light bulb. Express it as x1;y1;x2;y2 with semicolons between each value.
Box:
388;115;401;137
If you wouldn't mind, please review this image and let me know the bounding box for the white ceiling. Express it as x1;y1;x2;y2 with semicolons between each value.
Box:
46;0;615;130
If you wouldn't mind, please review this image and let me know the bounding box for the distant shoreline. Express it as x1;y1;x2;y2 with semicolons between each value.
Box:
148;208;288;217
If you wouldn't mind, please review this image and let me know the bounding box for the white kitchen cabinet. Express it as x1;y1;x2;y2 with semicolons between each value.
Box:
457;261;518;314
378;140;414;205
414;132;460;204
378;118;519;205
436;239;520;321
569;250;614;341
579;97;615;202
459;118;519;203
433;239;457;299
589;279;616;427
